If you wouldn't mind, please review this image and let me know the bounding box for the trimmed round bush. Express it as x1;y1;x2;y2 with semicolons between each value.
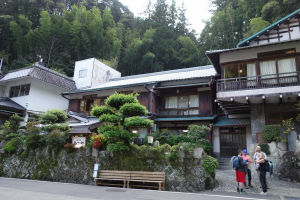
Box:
259;143;270;155
91;106;114;117
105;93;138;110
124;117;153;128
24;134;45;150
119;103;147;117
99;114;120;124
40;110;67;124
262;124;281;143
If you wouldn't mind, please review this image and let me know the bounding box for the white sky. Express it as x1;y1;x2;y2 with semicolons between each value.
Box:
119;0;213;35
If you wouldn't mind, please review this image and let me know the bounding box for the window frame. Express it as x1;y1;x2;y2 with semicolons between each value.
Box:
79;69;88;78
9;84;30;98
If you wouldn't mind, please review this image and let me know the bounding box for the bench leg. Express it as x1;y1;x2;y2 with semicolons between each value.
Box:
127;181;130;188
123;180;126;188
159;182;162;191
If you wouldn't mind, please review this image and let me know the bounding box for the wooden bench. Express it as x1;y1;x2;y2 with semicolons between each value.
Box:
95;170;131;188
128;171;165;191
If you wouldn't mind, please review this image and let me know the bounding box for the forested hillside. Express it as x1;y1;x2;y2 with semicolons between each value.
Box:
0;0;300;76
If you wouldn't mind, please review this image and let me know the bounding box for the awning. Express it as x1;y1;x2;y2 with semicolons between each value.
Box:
214;116;250;127
155;116;217;122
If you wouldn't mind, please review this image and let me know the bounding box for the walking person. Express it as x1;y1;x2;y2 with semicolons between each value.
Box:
256;153;268;195
254;146;268;187
233;149;247;194
242;149;252;188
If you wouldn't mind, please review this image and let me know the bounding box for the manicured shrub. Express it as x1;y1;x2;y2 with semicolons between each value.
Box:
3;136;24;153
107;142;130;152
41;123;70;133
199;140;213;153
91;106;114;117
24;134;45;150
258;143;270;155
105;92;138;110
202;155;218;179
46;133;68;151
124;117;153;128
187;124;210;143
99;114;120;124
25;121;40;135
262;124;281;143
119;103;147;117
40;110;67;124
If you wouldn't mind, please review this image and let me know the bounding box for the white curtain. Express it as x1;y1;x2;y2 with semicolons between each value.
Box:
189;95;199;107
278;58;297;83
178;96;188;108
260;60;277;84
247;63;256;87
166;96;178;109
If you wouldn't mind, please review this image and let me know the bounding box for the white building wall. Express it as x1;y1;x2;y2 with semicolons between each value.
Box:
4;78;69;113
220;40;300;63
213;127;220;157
73;58;121;89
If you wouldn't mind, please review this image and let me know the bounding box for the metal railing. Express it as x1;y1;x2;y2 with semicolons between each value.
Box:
217;71;300;92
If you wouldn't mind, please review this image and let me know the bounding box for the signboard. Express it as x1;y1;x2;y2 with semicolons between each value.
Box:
93;163;99;178
72;136;86;148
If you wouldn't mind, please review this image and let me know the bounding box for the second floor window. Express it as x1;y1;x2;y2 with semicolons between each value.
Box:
9;84;30;98
79;69;88;78
165;95;199;109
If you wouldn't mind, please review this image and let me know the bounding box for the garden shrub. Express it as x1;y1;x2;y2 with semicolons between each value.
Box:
99;114;120;124
91;106;114;117
187;125;210;143
259;143;270;155
262;124;281;143
46;133;69;151
24;134;45;150
124;117;153;128
119;103;147;117
107;142;130;152
199;140;213;153
95;93;153;152
41;123;70;133
25;121;40;135
202;155;218;179
105;92;138;109
3;136;24;154
40;110;67;124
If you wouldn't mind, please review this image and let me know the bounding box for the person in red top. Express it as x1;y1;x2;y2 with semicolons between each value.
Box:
242;149;252;188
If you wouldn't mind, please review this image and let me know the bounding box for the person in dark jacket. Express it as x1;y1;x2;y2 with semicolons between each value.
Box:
257;153;268;195
236;149;247;194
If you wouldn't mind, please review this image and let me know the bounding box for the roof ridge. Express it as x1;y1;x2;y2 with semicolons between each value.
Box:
237;8;300;47
110;65;214;81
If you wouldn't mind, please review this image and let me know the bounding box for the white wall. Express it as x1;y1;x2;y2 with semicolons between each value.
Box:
220;40;300;63
4;78;69;113
213;127;220;155
73;58;121;89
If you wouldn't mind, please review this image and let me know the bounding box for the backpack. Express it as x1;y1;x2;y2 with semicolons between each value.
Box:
232;156;241;169
268;160;274;175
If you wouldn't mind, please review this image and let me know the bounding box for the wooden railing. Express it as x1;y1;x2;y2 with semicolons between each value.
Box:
217;71;300;92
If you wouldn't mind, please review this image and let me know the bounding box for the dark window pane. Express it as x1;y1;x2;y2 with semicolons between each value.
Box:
10;86;20;97
224;64;239;78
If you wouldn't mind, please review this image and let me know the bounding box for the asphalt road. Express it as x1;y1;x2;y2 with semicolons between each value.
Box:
0;177;296;200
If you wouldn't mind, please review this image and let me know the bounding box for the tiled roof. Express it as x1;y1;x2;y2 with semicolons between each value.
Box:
78;65;216;92
0;97;26;111
237;8;300;47
0;62;76;91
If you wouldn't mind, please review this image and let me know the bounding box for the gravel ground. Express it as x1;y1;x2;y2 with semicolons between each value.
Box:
213;159;300;199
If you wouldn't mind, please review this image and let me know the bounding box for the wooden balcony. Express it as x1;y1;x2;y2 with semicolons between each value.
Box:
217;71;300;92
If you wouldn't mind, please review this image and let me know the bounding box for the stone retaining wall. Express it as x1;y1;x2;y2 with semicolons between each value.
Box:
0;146;215;192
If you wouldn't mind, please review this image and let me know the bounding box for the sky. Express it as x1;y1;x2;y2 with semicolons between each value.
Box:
118;0;213;35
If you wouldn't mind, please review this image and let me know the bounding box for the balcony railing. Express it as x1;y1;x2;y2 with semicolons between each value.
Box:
217;71;300;92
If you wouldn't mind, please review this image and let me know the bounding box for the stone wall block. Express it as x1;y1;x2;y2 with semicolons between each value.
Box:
193;147;203;159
